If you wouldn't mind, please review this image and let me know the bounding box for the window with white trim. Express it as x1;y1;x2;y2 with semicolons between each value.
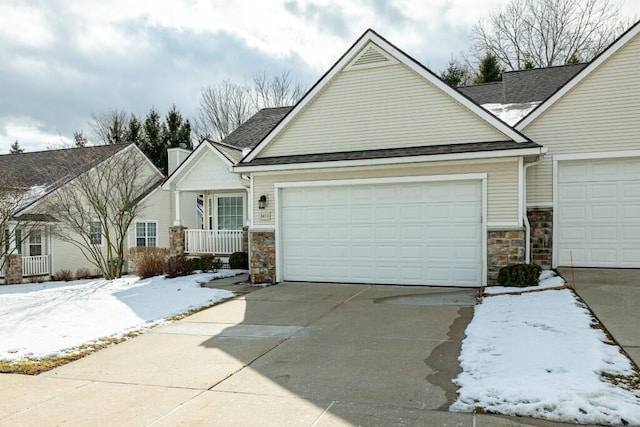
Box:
90;221;102;245
29;230;42;256
135;221;157;247
4;229;22;254
216;195;244;230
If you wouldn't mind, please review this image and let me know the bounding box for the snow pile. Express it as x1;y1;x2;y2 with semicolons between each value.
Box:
482;102;540;126
0;272;239;361
484;269;565;295
452;288;640;425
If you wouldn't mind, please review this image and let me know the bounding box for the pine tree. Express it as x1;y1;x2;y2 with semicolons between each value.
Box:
73;131;88;147
9;141;24;154
440;59;469;87
475;52;502;84
140;107;166;173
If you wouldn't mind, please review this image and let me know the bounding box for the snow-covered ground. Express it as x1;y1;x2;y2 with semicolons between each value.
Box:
452;272;640;425
0;271;241;362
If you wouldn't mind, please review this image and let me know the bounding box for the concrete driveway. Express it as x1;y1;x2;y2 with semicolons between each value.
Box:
561;268;640;367
0;281;584;426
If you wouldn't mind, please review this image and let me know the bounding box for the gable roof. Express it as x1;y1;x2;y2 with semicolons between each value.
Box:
222;106;293;149
516;20;640;129
240;29;533;167
458;64;587;105
0;144;130;191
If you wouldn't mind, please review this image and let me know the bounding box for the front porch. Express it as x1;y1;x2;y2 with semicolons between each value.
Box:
1;255;51;283
184;229;245;255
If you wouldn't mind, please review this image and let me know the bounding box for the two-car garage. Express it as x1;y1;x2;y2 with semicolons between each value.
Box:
278;178;484;287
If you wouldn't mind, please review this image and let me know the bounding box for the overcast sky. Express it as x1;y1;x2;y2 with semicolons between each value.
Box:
1;0;638;154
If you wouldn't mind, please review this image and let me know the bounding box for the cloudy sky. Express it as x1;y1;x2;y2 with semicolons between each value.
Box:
1;0;638;154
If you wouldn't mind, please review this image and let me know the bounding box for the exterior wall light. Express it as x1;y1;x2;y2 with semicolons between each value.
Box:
258;195;267;209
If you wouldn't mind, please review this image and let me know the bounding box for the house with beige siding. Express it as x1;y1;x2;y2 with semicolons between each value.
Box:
165;22;640;287
1;144;196;284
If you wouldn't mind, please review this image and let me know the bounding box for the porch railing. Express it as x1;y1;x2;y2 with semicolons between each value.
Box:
0;255;51;278
22;255;51;277
184;229;243;255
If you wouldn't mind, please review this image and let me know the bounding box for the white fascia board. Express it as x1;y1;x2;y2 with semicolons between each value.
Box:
275;173;487;189
243;30;529;164
234;146;547;173
517;22;640;130
161;142;236;190
553;149;640;161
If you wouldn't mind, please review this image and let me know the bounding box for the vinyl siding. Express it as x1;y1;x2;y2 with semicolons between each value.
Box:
175;149;244;191
258;63;508;158
523;33;640;205
251;159;520;228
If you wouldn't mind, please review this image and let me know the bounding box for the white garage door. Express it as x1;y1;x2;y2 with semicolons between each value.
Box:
557;157;640;267
280;180;483;287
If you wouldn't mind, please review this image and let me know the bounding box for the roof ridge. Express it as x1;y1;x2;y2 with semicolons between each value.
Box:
0;142;131;158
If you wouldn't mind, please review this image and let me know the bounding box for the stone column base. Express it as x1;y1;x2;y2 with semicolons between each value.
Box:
487;230;525;285
250;231;275;284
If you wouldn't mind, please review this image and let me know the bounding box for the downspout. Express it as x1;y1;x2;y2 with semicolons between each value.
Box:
523;154;544;264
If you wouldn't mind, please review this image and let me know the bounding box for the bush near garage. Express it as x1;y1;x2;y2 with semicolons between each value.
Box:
229;251;248;269
497;263;542;287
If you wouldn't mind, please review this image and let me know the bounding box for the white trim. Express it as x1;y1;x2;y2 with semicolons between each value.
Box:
235;147;546;173
517;157;524;223
552;158;560;267
213;193;247;231
170;185;246;192
162;142;238;190
243;30;530;164
133;220;159;247
553;150;640;162
487;222;522;229
250;226;276;232
526;203;553;208
517;22;640;130
274;173;488;287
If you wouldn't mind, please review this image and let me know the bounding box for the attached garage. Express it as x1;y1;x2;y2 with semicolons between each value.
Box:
557;157;640;267
277;178;485;287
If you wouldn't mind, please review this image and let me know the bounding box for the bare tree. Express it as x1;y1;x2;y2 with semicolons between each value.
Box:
194;71;306;142
471;0;626;71
0;173;35;275
90;109;129;145
38;146;161;279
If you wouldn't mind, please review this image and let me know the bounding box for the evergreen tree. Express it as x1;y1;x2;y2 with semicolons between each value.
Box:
125;114;143;144
164;105;192;150
440;59;469;87
475;52;502;84
140;108;167;173
73;131;88;147
9;140;24;154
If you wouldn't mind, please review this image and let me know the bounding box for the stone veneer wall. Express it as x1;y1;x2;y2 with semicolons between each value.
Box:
250;231;275;284
4;254;23;285
242;226;249;254
527;208;553;270
487;230;526;285
169;226;186;256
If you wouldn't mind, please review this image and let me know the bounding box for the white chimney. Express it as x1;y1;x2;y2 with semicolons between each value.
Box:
167;147;192;175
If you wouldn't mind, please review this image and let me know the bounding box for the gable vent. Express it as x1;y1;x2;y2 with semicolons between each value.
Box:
354;46;389;66
346;42;398;71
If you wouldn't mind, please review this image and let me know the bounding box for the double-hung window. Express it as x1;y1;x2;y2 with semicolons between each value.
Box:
4;229;22;254
136;222;157;247
29;230;42;256
90;221;102;245
216;196;244;230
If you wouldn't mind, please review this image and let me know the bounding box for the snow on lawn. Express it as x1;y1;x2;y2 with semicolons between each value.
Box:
483;269;566;295
0;271;241;362
452;287;640;425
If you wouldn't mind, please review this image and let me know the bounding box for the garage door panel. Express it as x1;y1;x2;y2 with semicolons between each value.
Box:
281;180;482;286
558;158;640;268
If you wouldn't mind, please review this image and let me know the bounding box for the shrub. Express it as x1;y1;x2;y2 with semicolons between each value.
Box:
130;247;170;279
75;268;92;280
53;269;74;282
199;254;223;272
191;257;202;271
229;251;248;269
164;255;194;278
497;263;542;287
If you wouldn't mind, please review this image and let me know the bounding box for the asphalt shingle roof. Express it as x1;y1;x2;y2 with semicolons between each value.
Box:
221;106;293;149
458;63;587;104
0;144;130;190
242;140;542;167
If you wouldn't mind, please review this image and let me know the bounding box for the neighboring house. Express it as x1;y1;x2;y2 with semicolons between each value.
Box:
0;143;195;284
163;21;640;288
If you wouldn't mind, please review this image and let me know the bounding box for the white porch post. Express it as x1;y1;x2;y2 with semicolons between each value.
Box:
173;190;182;226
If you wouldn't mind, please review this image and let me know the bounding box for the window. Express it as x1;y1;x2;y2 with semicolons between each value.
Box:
136;222;157;247
90;221;102;245
29;231;42;257
4;229;22;254
217;196;244;230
